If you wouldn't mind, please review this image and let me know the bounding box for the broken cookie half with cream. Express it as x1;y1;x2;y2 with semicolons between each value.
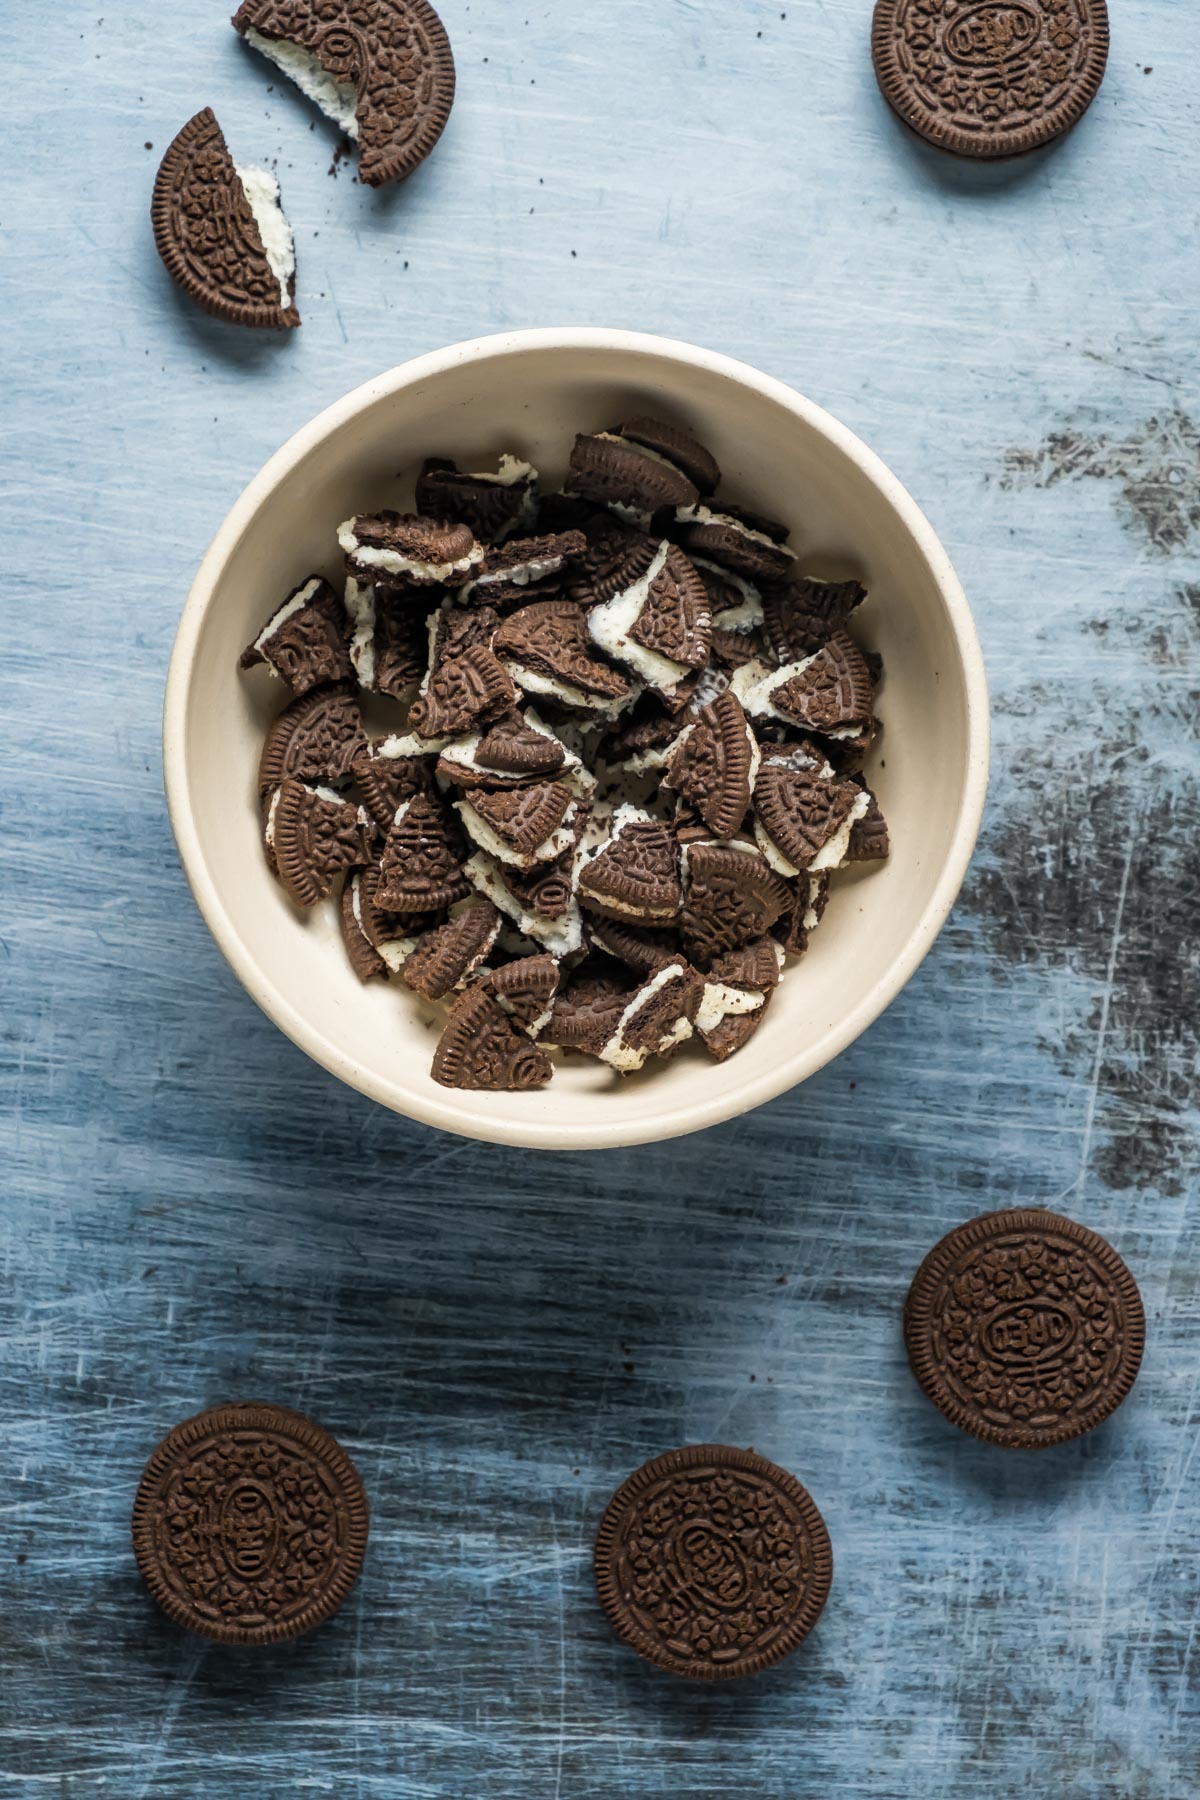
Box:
232;0;457;188
152;109;299;329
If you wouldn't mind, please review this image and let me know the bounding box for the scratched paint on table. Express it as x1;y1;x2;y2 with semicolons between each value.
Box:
1;0;1198;1796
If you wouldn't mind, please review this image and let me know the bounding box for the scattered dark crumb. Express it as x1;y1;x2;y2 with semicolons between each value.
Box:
142;1266;158;1279
1144;65;1153;73
849;1080;857;1090
17;1554;27;1565
622;1361;634;1374
749;1374;757;1383
572;1468;580;1476
144;141;153;150
571;249;577;258
775;1276;787;1286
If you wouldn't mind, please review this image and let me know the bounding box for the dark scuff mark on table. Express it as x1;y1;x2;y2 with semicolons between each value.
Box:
963;686;1199;1198
997;411;1200;554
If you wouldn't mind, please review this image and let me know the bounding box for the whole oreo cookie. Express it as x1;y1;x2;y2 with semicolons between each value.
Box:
153;110;300;330
595;1444;833;1681
872;0;1110;160
904;1209;1145;1449
233;0;456;187
132;1402;369;1646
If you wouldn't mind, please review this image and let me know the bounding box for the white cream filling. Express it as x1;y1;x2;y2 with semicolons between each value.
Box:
459;553;565;606
696;981;766;1036
600;964;690;1073
690;556;764;631
676;503;796;561
344;577;377;688
378;935;420;973
745;726;762;798
264;786;283;847
728;658;778;710
502;662;638;719
803;878;827;934
378;732;446;758
607;500;653;530
736;655;820;721
594;432;685;478
244;28;360;138
338;520;485;584
754;815;802;879
686;663;731;714
465;852;583;958
456;799;578;869
468;455;537;487
235;164;295;310
823;723;866;741
254;577;322;661
811;790;871;872
759;746;834;781
587;542;693;693
493;988;557;1041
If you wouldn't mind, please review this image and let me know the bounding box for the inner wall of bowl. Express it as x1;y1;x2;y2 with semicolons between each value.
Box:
184;342;971;1144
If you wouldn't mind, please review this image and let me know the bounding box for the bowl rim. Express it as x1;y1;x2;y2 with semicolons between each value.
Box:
163;327;990;1151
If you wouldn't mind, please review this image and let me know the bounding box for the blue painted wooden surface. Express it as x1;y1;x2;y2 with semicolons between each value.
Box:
2;1;1197;1794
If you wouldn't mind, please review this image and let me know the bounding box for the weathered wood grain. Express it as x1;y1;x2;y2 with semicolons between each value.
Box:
1;0;1197;1794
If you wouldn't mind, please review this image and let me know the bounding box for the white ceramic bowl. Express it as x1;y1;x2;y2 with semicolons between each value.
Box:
164;329;989;1151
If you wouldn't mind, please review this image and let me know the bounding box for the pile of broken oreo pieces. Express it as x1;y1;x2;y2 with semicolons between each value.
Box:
241;417;890;1092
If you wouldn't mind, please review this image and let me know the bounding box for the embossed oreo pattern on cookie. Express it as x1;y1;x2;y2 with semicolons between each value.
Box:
904;1209;1145;1448
152;110;300;330
595;1444;833;1681
872;0;1110;160
233;0;456;187
132;1403;369;1646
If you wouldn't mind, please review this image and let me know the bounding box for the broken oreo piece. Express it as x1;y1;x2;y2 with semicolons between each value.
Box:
762;572;867;661
753;764;869;877
459;530;587;608
617;416;720;496
665;690;758;841
578;806;682;924
457;782;576;869
845;787;891;863
241;576;353;693
431;985;553;1090
773;871;831;958
588;542;713;692
377;792;471;911
153;109;300;330
480;954;561;1035
494;600;635;712
407;645;517;739
569;433;699;523
338;513;483;587
681;840;792;962
340;863;429;981
258;683;366;795
233;0;456;187
344;579;428;697
352;738;436;830
676;504;795;583
739;632;875;736
403;896;502;1000
416;455;539;544
695;935;784;1061
264;780;373;907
